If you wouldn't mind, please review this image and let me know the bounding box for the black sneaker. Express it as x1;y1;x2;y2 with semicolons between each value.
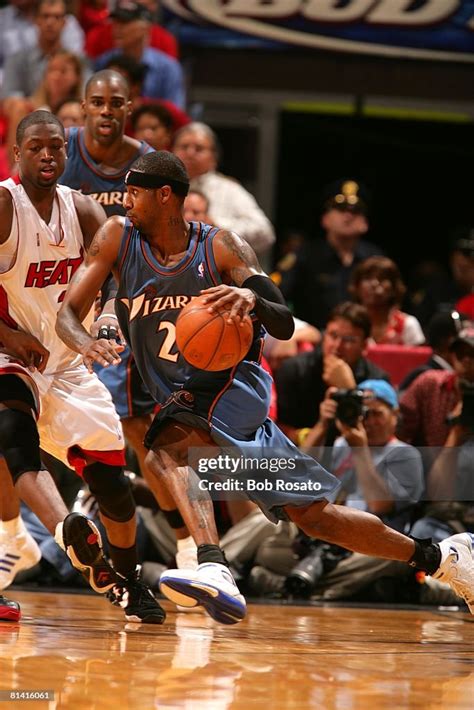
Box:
55;512;118;594
107;567;166;624
0;594;21;622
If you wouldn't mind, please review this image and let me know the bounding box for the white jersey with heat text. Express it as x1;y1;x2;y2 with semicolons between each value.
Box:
0;179;86;373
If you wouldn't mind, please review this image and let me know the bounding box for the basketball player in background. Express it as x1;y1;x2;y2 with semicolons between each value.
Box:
57;151;474;624
0;111;165;623
58;69;196;568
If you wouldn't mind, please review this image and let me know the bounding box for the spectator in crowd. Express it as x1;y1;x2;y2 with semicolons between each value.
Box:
329;380;423;529
270;228;305;288
0;0;84;70
4;49;83;168
2;0;72;99
276;179;383;328
94;0;185;107
130;103;173;150
399;327;474;450
172;122;275;257
407;329;474;577
275;302;389;446
85;0;178;60
399;311;470;392
412;228;474;328
183;189;211;223
349;256;425;346
263;318;320;374
55;97;84;128
79;0;108;35
416;414;474;541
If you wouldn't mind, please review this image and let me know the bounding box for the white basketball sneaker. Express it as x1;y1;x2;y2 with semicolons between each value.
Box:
160;562;247;624
431;533;474;613
0;527;41;590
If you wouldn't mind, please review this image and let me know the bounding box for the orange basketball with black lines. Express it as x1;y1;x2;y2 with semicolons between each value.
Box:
176;295;254;371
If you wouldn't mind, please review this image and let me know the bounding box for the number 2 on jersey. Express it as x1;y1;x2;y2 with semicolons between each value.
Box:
157;321;179;362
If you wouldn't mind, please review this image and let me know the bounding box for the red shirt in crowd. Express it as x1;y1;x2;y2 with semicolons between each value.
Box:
399;369;459;448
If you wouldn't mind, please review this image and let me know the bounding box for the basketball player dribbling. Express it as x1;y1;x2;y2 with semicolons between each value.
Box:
0;111;165;623
57;151;474;625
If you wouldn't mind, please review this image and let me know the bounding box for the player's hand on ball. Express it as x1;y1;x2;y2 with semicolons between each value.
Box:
200;285;256;324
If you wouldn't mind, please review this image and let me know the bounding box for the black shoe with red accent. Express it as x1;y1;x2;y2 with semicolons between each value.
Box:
55;512;118;594
0;595;21;622
107;567;166;624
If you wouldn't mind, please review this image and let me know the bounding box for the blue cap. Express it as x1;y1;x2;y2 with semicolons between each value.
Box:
358;379;398;409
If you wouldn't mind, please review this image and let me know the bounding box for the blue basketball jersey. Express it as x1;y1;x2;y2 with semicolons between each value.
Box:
116;220;270;427
59;127;152;216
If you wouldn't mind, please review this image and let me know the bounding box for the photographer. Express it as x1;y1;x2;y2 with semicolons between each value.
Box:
286;380;424;601
329;380;423;528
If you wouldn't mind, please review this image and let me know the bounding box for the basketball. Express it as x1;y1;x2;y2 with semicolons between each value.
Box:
176;294;254;371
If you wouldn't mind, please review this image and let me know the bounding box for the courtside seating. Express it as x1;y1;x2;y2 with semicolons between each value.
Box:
365;344;433;387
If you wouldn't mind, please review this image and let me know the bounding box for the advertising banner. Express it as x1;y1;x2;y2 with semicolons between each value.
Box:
163;1;474;62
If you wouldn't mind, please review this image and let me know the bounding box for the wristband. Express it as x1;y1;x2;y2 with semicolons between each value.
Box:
96;313;118;321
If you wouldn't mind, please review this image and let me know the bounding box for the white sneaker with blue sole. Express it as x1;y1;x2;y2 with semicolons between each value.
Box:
431;533;474;613
160;562;246;624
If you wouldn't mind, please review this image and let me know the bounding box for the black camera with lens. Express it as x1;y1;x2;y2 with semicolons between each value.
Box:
284;537;351;598
331;388;366;427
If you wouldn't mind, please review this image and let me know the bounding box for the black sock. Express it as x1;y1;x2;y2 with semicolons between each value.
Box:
408;537;442;575
108;543;137;578
163;508;186;529
197;544;228;566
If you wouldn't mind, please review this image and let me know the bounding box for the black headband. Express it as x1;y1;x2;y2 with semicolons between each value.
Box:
125;169;189;196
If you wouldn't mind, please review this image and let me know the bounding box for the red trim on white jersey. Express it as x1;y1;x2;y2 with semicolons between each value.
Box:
0;285;19;330
67;446;126;477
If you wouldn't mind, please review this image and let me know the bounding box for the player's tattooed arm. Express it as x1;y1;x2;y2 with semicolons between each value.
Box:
198;230;263;322
201;230;294;339
213;229;264;286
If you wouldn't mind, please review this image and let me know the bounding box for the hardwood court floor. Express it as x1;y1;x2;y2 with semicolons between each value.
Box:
0;591;472;710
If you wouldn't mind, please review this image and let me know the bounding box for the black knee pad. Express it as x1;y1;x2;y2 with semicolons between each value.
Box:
0;409;42;483
83;462;135;523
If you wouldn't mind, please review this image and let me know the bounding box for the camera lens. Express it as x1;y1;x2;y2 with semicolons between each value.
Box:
284;549;325;598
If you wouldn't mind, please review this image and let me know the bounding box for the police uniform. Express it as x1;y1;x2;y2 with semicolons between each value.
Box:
276;179;384;328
